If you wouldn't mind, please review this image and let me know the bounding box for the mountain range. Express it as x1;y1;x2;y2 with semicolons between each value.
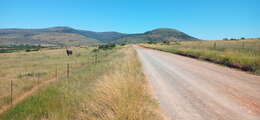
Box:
0;27;199;46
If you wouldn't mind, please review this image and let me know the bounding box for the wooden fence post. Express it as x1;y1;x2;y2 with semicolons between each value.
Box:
67;63;70;79
56;65;58;81
213;42;216;49
37;73;40;87
95;53;97;64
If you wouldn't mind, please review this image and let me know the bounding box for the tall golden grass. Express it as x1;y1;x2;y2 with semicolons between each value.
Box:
0;47;165;120
79;48;164;120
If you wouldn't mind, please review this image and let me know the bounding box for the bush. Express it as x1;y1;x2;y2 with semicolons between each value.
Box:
120;43;126;46
98;44;116;50
92;48;99;52
223;38;228;40
163;41;170;45
25;49;40;52
25;49;31;52
147;41;156;44
175;41;181;45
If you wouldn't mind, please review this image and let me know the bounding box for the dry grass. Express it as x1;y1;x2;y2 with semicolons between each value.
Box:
143;38;260;74
0;46;165;120
79;48;164;120
0;47;97;111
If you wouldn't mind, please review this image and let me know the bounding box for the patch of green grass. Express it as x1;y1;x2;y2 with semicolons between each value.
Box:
2;87;62;120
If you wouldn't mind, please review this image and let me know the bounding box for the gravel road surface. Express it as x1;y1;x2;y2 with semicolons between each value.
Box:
135;47;260;120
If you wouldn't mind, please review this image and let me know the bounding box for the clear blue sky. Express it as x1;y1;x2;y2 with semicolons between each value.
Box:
1;0;259;40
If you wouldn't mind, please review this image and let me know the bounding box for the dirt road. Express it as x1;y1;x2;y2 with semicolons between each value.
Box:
135;47;260;120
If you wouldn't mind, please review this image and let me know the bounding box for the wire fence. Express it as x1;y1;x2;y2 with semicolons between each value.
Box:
0;50;107;112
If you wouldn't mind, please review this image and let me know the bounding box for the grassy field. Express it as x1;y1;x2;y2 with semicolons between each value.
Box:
142;38;260;74
0;46;164;120
0;47;100;112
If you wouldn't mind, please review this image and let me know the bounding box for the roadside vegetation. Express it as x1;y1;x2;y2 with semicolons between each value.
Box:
0;45;164;120
142;38;260;74
98;43;116;50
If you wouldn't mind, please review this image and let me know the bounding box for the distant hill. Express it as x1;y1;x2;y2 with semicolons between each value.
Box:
0;27;199;46
0;27;125;46
112;28;200;43
46;27;126;43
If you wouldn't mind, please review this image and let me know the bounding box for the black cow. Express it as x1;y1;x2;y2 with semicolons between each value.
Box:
66;49;73;56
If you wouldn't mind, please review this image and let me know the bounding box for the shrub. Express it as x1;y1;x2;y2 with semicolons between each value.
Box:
120;43;126;46
163;41;170;45
25;49;40;52
147;41;156;44
223;38;228;40
98;44;116;50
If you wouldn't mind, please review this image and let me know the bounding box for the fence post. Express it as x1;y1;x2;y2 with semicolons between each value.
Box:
213;42;216;49
95;53;98;64
56;65;58;81
37;74;40;87
37;74;40;102
67;63;70;79
10;80;13;106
